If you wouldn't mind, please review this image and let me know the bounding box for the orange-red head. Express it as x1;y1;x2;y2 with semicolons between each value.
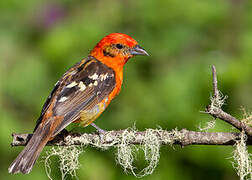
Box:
90;33;148;69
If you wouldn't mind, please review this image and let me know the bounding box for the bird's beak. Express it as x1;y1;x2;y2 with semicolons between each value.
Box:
130;45;149;56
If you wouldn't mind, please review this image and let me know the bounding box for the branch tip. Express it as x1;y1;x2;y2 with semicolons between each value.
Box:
206;65;252;136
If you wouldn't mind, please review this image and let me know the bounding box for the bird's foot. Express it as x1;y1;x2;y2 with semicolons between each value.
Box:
91;123;107;141
91;123;106;134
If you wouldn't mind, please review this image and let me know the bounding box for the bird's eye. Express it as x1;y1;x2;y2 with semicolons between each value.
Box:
116;44;123;49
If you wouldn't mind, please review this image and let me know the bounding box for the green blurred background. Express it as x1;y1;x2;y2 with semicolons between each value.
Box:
1;0;252;179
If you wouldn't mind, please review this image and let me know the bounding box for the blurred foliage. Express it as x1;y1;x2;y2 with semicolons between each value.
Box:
0;0;252;179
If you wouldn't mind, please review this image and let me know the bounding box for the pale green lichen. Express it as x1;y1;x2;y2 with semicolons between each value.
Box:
138;129;161;177
115;128;182;178
44;127;169;179
116;129;137;176
198;91;224;132
209;91;227;110
232;131;252;180
44;145;82;180
115;128;162;177
198;120;216;132
241;107;252;127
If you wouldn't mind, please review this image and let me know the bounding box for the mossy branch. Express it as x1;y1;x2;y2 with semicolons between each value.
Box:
205;65;252;136
10;129;252;147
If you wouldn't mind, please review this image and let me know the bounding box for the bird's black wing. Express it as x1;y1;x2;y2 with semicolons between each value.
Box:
34;56;116;136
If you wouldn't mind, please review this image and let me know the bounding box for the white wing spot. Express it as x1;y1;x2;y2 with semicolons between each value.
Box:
58;96;68;102
93;81;98;86
78;81;86;91
66;81;78;88
88;83;93;87
100;73;108;81
89;73;99;80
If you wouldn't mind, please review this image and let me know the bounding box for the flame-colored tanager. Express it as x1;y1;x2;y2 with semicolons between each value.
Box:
9;33;149;174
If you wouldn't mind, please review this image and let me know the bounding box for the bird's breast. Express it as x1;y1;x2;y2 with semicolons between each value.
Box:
105;69;123;106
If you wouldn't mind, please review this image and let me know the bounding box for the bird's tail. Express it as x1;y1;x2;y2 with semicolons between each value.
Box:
8;122;53;174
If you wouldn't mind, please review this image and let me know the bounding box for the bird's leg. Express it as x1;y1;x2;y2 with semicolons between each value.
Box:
91;123;107;142
91;123;107;134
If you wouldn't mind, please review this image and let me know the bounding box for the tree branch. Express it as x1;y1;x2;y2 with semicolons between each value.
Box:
205;65;252;136
10;129;252;147
212;65;219;99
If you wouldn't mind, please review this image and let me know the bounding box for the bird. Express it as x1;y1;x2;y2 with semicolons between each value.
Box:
8;33;149;174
